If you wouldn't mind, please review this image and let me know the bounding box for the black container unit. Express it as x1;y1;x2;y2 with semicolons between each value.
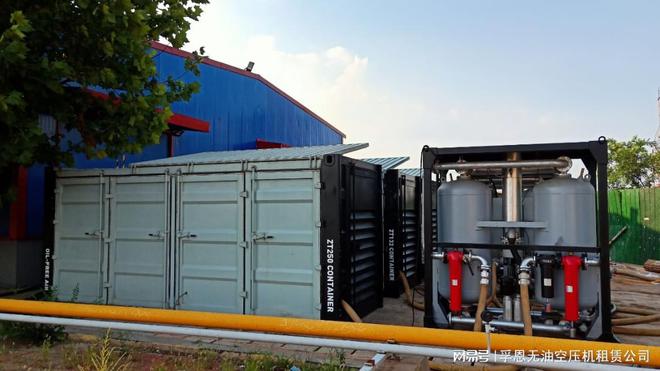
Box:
383;169;422;297
320;154;384;320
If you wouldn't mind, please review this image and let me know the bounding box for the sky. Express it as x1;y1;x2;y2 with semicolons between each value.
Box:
184;0;660;166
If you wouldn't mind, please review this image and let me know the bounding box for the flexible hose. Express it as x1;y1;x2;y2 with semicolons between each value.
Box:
473;283;489;332
400;271;425;311
488;261;502;308
612;266;659;282
520;283;533;336
341;300;362;323
616;306;655;316
612;314;660;326
613;326;660;336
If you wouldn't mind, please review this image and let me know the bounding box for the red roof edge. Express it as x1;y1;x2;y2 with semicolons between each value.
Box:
86;89;210;132
150;41;346;138
256;138;291;149
169;113;209;132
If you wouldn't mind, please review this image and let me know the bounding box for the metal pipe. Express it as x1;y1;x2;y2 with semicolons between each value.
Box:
432;251;445;260
503;152;522;241
503;296;513;322
584;258;600;266
466;252;489;271
486;307;544;318
434;251;491;272
450;316;570;335
434;158;571;171
513;294;522;322
0;299;657;367
520;256;536;272
0;313;642;371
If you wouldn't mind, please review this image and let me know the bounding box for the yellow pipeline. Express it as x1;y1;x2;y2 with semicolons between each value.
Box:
0;299;657;367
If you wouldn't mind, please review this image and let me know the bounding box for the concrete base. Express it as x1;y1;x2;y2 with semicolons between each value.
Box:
0;240;43;289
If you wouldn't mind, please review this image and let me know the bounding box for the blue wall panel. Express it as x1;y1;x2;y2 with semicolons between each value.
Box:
26;165;45;238
70;49;342;167
154;51;343;157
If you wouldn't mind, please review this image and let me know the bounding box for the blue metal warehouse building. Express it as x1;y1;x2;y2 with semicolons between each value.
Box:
0;41;345;289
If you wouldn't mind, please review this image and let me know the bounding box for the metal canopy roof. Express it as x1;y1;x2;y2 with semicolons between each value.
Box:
398;168;422;177
133;143;369;167
361;157;409;170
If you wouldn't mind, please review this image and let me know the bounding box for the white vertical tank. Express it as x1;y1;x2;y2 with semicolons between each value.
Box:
435;177;492;304
532;174;599;309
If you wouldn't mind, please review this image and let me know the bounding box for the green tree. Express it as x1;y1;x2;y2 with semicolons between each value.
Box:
0;0;207;203
608;136;660;188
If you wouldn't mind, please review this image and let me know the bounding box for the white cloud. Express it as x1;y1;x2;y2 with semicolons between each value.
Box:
184;3;600;166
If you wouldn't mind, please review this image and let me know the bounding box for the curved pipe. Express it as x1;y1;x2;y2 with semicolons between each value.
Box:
466;253;490;271
399;271;425;311
433;251;490;271
0;313;640;371
519;256;536;272
434;158;570;171
0;299;657;367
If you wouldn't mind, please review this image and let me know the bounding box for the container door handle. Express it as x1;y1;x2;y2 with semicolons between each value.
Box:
148;231;165;239
85;230;101;238
178;231;197;239
252;232;273;241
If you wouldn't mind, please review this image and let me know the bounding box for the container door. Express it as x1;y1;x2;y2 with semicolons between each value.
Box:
344;160;383;317
106;175;170;308
53;176;108;303
401;176;420;283
246;169;321;318
175;173;245;313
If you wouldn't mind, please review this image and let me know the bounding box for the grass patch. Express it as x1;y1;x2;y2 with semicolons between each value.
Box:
0;287;70;345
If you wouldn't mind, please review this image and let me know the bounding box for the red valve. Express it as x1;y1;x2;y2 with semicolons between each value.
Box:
562;255;582;322
447;251;464;313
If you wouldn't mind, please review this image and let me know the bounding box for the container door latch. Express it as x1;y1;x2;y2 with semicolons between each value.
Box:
252;232;273;241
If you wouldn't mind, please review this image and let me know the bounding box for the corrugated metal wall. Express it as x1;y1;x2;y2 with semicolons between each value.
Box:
609;187;660;264
159;50;343;156
73;48;343;168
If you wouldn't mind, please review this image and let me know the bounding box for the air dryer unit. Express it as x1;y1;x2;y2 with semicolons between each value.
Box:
421;139;612;341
